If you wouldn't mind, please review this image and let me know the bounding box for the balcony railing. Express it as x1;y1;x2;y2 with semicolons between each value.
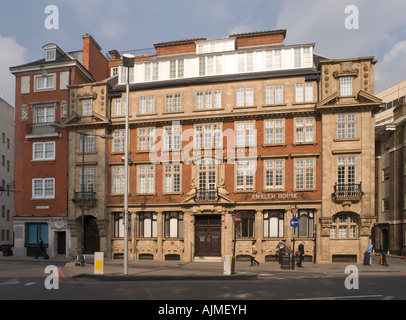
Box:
196;188;218;202
73;191;97;206
25;122;60;138
332;183;364;202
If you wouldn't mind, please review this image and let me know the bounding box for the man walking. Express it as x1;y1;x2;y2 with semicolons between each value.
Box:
297;241;305;268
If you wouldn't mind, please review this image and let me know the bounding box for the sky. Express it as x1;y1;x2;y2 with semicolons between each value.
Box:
1;0;406;106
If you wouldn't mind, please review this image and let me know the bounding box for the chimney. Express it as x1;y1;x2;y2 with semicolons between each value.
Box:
82;33;108;81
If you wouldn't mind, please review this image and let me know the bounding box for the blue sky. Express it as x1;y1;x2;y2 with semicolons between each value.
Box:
1;0;406;106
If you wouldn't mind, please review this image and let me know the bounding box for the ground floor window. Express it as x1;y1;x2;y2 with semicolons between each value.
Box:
263;210;284;238
139;212;157;238
236;211;255;238
26;223;48;245
164;212;183;238
330;213;358;239
114;212;124;238
293;209;315;238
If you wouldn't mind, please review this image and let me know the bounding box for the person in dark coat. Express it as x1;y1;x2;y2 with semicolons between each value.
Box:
35;238;44;259
297;241;305;268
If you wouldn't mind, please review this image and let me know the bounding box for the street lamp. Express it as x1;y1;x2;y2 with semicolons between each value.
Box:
122;54;135;275
52;123;112;256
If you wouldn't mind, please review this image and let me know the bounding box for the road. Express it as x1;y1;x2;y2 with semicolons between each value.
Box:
0;260;405;301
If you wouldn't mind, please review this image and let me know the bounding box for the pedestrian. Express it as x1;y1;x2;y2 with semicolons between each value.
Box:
297;241;305;268
363;244;373;266
35;238;44;259
35;238;49;259
276;240;286;264
250;240;259;266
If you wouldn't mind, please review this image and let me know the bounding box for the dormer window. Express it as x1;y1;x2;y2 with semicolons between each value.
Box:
45;49;56;61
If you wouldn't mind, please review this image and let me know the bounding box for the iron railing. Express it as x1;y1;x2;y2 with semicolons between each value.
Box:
332;183;364;201
195;188;218;202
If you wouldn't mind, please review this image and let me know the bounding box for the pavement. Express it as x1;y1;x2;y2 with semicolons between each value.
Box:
2;253;405;281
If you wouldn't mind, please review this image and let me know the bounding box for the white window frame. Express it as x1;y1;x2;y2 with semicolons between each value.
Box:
112;167;125;194
164;164;181;193
34;74;56;91
137;165;155;194
236;88;254;107
32;178;55;199
33;142;55;161
264;160;285;191
264;119;284;145
113;130;126;153
235;160;256;191
137;128;155;152
340;77;353;96
235;121;256;147
82;99;92;116
295;159;315;190
164;125;181;151
337;114;356;139
295;118;315;143
194;123;222;149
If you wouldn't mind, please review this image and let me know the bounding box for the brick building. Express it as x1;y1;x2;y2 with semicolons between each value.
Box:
101;30;381;263
10;34;108;257
11;30;381;263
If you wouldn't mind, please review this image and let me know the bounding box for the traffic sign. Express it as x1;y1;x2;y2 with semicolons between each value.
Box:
290;218;299;228
234;213;241;226
291;207;299;217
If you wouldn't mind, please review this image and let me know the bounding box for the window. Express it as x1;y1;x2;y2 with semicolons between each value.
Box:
35;106;55;124
164;125;181;151
139;212;157;238
294;48;302;68
113;130;126;153
236;211;255;238
295;118;314;143
33;142;55;161
196;90;221;110
236;88;254;107
337;156;356;187
32;178;55;199
295;159;315;190
194;124;222;149
144;62;158;81
26;223;48;245
294;209;315;238
340;77;353;96
35;74;55;91
263;210;284;238
164;212;183;238
164;164;181;193
236;121;256;147
295;83;314;103
198;160;217;192
264;160;284;190
79;167;94;192
330;213;358;239
114;98;126;117
170;59;184;79
45;49;56;61
137;128;155;152
80;131;95;153
139;96;155;114
165;94;182;112
236;160;255;191
82;99;92;116
265;85;284;105
137;165;155;194
264;120;284;144
112;167;125;194
337;114;356;139
114;212;124;238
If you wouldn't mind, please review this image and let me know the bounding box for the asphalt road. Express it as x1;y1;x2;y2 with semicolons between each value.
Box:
0;259;405;302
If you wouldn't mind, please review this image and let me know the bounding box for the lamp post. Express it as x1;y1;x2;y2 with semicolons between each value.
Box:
122;54;135;275
52;123;112;255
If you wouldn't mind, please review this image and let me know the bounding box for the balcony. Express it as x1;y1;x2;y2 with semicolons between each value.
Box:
73;191;97;207
25;122;60;139
332;183;364;202
195;188;218;202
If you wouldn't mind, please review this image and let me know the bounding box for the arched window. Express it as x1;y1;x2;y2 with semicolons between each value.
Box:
330;213;358;239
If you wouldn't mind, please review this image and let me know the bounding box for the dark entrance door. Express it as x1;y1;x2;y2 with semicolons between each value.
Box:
57;231;66;255
84;216;100;254
195;215;221;257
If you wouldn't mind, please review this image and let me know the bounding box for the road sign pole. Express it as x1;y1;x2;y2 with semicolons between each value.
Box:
232;223;236;275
